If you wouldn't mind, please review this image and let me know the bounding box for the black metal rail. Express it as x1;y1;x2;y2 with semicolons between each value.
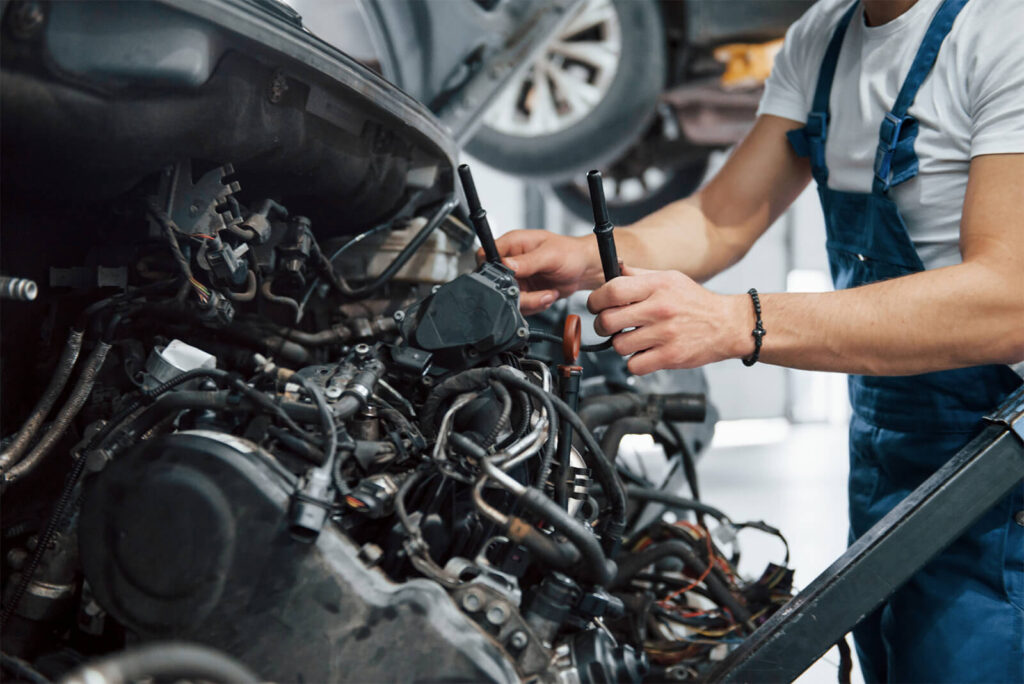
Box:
708;384;1024;682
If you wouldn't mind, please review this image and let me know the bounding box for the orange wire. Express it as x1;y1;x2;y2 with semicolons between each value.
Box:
658;526;715;607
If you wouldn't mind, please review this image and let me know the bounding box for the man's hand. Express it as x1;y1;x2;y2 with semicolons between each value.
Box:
587;265;752;375
480;230;604;315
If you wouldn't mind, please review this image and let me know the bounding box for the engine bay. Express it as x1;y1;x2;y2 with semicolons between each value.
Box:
0;2;796;681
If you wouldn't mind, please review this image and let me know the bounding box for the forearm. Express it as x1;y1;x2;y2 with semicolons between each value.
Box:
749;262;1024;375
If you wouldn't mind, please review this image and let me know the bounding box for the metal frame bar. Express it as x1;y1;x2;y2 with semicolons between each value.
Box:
708;384;1024;683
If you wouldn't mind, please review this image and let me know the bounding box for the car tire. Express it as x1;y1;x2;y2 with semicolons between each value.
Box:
467;0;666;182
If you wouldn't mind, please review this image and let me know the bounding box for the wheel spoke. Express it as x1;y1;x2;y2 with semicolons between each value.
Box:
545;63;602;114
527;62;559;134
484;72;527;130
549;40;619;74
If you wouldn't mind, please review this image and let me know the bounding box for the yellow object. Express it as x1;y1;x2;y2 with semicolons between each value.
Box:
714;38;784;88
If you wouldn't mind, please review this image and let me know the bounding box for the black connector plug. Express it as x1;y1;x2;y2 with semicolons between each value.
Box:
587;170;621;283
458;164;501;265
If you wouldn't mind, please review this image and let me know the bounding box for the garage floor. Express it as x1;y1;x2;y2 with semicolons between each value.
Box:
699;420;863;684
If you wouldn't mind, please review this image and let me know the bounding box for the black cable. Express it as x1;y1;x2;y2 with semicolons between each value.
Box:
625;485;732;526
316;198;459;300
612;540;754;631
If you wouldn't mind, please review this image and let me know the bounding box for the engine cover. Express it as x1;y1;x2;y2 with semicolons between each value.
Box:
79;431;519;683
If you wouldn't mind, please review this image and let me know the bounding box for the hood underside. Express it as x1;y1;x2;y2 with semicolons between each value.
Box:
0;0;458;236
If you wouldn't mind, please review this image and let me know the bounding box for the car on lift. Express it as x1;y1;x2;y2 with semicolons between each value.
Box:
354;0;812;222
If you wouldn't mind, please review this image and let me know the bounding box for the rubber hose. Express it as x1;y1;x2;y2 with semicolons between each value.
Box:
624;486;731;525
518;488;616;586
577;394;645;431
600;417;656;464
61;642;259;684
0;329;84;469
506;517;582;572
2;342;111;487
612;540;754;629
485;380;512;446
493;368;627;557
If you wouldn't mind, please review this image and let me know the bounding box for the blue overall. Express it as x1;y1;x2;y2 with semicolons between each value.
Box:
787;1;1024;681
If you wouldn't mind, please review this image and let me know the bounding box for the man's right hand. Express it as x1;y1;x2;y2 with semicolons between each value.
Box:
480;230;601;315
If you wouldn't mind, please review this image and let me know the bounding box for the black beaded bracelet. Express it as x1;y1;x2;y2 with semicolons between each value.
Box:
742;288;766;367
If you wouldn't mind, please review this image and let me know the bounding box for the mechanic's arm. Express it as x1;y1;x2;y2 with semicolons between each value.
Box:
590;153;1024;376
492;114;811;313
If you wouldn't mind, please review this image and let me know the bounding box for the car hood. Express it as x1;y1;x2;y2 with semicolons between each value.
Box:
0;0;458;236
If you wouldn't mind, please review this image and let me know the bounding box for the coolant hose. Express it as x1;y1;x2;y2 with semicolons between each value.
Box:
2;341;111;487
600;417;656;464
60;642;259;684
612;540;754;630
0;328;84;469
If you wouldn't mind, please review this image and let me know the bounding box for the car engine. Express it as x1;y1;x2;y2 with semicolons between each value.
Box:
0;1;795;681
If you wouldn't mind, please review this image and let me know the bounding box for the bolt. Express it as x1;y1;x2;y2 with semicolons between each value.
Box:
516;327;528;339
267;70;289;104
393;310;406;322
485;603;509;626
354;343;371;356
509;630;529;650
506;286;519;297
461;591;483;612
324;386;342;400
8;1;44;39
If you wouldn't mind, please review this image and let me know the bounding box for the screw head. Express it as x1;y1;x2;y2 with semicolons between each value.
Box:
509;630;529;650
393;310;406;322
516;327;528;339
506;286;519;297
324;386;342;400
485;603;509;626
354;343;371;356
461;592;482;612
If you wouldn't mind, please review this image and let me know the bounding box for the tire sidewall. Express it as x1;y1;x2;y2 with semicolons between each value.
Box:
467;0;667;181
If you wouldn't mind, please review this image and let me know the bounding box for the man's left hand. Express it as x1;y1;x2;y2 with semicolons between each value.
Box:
587;265;753;375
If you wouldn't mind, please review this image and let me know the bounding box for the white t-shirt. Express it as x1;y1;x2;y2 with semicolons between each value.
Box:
757;0;1024;377
758;0;1024;271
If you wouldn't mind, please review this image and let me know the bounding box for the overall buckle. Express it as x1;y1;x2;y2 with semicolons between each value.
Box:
874;112;905;191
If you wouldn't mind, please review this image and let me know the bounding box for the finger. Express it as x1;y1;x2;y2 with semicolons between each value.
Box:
587;275;656;314
475;247;486;265
504;246;563;281
611;325;661;357
593;299;660;337
519;289;559;315
494;230;547;258
626;347;674;376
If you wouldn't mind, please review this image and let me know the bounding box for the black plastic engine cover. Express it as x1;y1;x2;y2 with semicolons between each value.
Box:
79;431;518;683
398;262;527;375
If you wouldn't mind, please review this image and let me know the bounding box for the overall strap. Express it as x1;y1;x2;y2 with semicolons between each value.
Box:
787;1;859;186
872;0;970;194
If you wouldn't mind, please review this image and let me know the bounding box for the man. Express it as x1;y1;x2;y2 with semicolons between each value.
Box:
490;0;1024;680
